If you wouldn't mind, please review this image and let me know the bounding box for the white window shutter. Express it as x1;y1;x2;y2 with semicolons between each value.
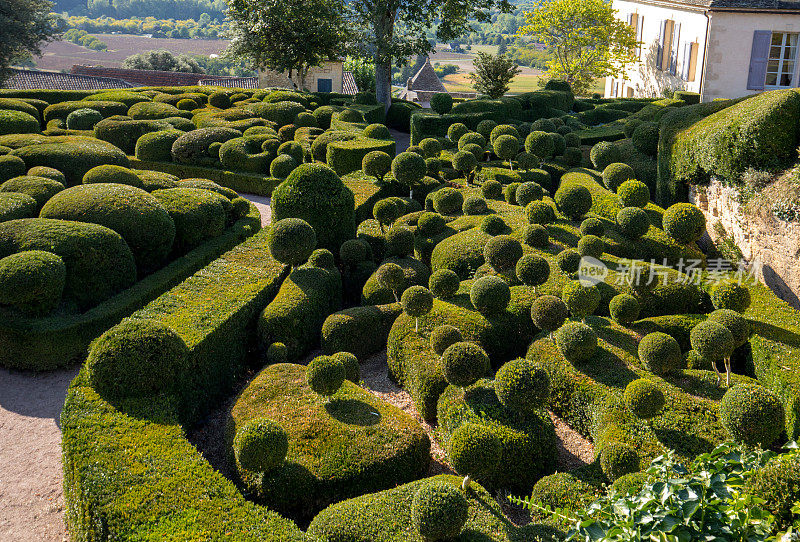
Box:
670;22;682;75
657;20;667;69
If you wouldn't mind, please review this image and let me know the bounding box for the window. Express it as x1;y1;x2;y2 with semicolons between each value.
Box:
317;78;332;92
766;32;798;87
680;42;699;82
628;13;644;58
657;19;681;74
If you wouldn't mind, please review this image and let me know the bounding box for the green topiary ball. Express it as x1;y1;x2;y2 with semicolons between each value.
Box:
711;281;751;313
480;214;508;235
265;342;288;364
492;134;519;162
481;179;502;200
555;183;593;221
564;132;581;148
623;378;665;420
556;248;581;274
429;269;460;299
430;93;454;115
525;201;556;225
494;358;550;413
402;285;434;317
462;195;488;215
447;123;469;143
555;321;597;363
638;332;682;375
609;293;640;326
516;151;539;172
476;119;497;141
632;122;659;156
515;182;544;207
489;124;520;143
441;341;490;387
373;197;400;229
451;150;477;176
233;418;289;473
522;224;549;248
662;203;706;245
419;137;443;158
362;150;393;183
616;206;650;240
417;212;446;237
525;131;555;158
308;248;336;268
362;123;391;139
504;182;521;204
720;384;784;447
339;238;371;267
411;480;469;540
708;308;751;348
617;179;650;208
531;118;556;133
548;132;566;156
268;218;316;267
386;225;415;257
306;354;346;397
690;320;735;363
391;151;427;189
590;141;621;171
600;442;640;482
462;143;484;162
430;324;463;356
562;280;600;320
86;319;190;400
0;250;66;315
580;217;604;237
432;187;464;215
458;131;486;150
577;234;605;258
208;92;230;109
0;155;27;182
83;164;144;188
278;140;303;164
332;351;360;382
563;147;583;167
66;108;103;130
516;253;550;289
602;163;635;192
483;234;523;272
376;262;406;296
531;295;568;334
449;422;502;481
471;276;512;314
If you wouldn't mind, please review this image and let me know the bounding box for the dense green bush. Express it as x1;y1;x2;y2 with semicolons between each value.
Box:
448;422;502;486
515;181;544;207
632;121;659;156
268;218;316;268
563;147;583;167
562;280;600;320
270;154;297;179
0;192;38;222
82;164;144;188
577;234;605;257
711;281;751;313
556;248;581;274
307;354;346;397
690;320;735;366
134;129;184;162
0;175;64;208
745;451;800;530
516;253;550;290
528;472;598;520
600;442;640;481
363;151;392;182
616;206;650;240
708;308;751;347
494;358;549;413
386;225;414;257
66;108;103;130
152;187;227;253
531;294;568;335
10;136;130;185
171;127;241;167
662;202;705;245
480;179;502;200
590;141;621;171
610;293;640;326
525;200;556;224
720;384;784;447
321;303;402;360
432;187;464;215
555;321;597;363
638;331;682;375
0;155;27;182
470;275;511;314
602;162;635;191
624;378;665;420
391;151;426;195
218;136;276;173
411;480;469;540
441;341;490;387
525;131;555;158
617;179;650;208
430;324;463;356
580;217;604;237
41;183;176;272
462;195;488;215
483;234;523;272
327;138;396;176
555;183;592;220
233;417;288;473
521;224;549;248
452;150;477;177
428;269;460;299
94;116;172;154
0;250;65;315
129;101;190;120
416;211;445;236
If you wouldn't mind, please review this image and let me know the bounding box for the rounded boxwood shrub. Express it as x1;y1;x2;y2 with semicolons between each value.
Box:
504;182;521;204
0;155;27;182
470;275;511;314
522;224;549;248
490;124;519;143
134;129;184;162
462;195;488;215
429;269;460;299
548;132;566;156
27;166;66;185
430;324;463;356
0;176;64;208
609;293;640;326
0;110;40;135
564;132;581;148
602;162;635;192
515;181;544;207
720;384;784;447
556;248;581;274
411;480;469;540
176;98;197;111
447;122;469;143
269;217;316;267
525;131;555;158
363;150;392;182
638;332;682;375
40;183;176;272
590;141;621;171
85;319;190;400
531;118;556;133
616;206;650;240
711;281;751;313
272;163;356;253
483;235;523;272
563;147;583;167
386;225;414;257
128;101;189;121
432;187;464;215
360;124;390;141
171;127;242;166
492;134;519;163
458;132;486;150
476;119;497;141
562;280;600;320
452;150;477;177
494;358;549;413
690;320;735;364
339;238;371;267
417;211;446;236
402;284;433;316
337;108;363;123
708;308;751;348
662;202;706;245
600;442;640;482
448;422;502;484
151;187;228;253
294;111;317;128
580;217;604;237
66;108;103;130
745;453;800;530
624;379;665;420
555;183;592;220
278;140;303;164
0;250;66;315
391;151;427;192
525;201;556;225
516;253;549;290
0;192;38;222
632;122;659;156
208;92;231;109
82;164;144;188
529;473;597;517
480;214;507;235
373;199;400;232
481;179;502;200
617;179;650;208
531;295;568;335
441;341;490;387
516;151;538;172
555;321;597;363
265;342;288;364
332;351;360;383
462;143;484;162
577;234;605;258
419;137;442;158
270;154;297;179
311;130;356;161
376;262;406;300
307;354;346;397
233;418;289;473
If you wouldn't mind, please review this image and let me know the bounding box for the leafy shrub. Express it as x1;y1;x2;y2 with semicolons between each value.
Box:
411;480;469;540
515;182;544;207
479;215;508;236
525;200;556;225
375;262;406;301
745;450;800;530
430;324;463;356
151;188;227;253
476;119;497;141
441;341;490;387
590;141;621;171
363;150;392;182
268;218;316;267
306;354;346;397
531;294;568;335
0;192;38;222
386;225;414;257
0;155;27;182
0;250;65;315
632;121;659;156
691;320;735;364
708;308;751;347
638;331;682;375
233;418;288;473
448;422;502;485
419;138;442;158
602;162;635;191
82;164;144;188
563;147;583;167
462;195;488;215
515;253;549;290
0;175;64;208
265;342;288;364
483;234;522;272
609;293;640;326
128;101;190;120
0;110;40;136
310;130;356;162
134;129;184;162
623;378;665;420
562;280;600;320
525;131;555;158
494;358;549;413
711;281;751;313
66;108;103;130
391;151;426;195
616;206;650;240
492;134;519;164
555;321;597;363
432;187;464;215
503;182;520;204
577;234;605;257
270;154;297;179
521;224;549;248
452;150;477;176
720;384;785;447
662;202;705;245
470;275;511;314
480;179;502;199
10;137;130;185
171;127;241;166
321;304;402;360
580;217;604;237
601;442;640;481
428;268;460;299
617;179;650;208
555;183;592;220
416;211;446;236
556;248;581;274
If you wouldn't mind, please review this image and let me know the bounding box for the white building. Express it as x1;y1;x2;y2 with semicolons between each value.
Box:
606;0;800;102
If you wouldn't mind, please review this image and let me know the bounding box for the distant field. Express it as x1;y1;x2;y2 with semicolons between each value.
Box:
441;72;544;94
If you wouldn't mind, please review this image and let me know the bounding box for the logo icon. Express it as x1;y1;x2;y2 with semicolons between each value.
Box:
578;256;608;286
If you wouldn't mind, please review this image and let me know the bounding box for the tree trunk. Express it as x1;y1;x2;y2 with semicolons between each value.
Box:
373;7;395;112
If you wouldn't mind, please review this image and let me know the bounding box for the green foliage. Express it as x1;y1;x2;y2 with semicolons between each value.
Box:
430;324;463;356
708;308;751;348
602;162;635;192
609;293;640;326
577;234;605;257
152;187;227;253
616;206;650;240
516;181;544;207
171;127;241;167
555;321;597;362
531;294;568;333
134;129;184;162
83;164;143;188
442;341;491;387
555;183;592;220
720;384;785;447
470;275;511;314
516;253;550;289
712;281;752;313
0;250;65;315
624;378;665;420
430;93;454;116
10;136;130;185
556;248;581;274
468;52;521;99
386;225;414;257
402;285;434;319
526;200;556;225
306;354;346;396
233;417;289;473
462;195;488;215
321;303;402;360
432;187;464;215
483;234;523;272
525;130;555;159
617;179;650;208
590;141;621;171
391;151;426;193
428;268;460;300
691;319;735;363
562;280;600;320
363;151;393;183
494;358;549;413
0;192;37;222
662;202;706;245
580;217;604;237
0;155;27;182
601;441;640;481
452;150;478;176
522;224;549;248
268;217;316;267
632;121;659;156
745;446;800;530
65;108;103;130
327;137;396;176
449;422;502;482
0;175;64;208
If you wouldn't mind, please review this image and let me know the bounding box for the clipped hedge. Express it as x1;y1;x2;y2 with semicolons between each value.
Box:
327;137;396;175
10;136;130;185
321;303;403;360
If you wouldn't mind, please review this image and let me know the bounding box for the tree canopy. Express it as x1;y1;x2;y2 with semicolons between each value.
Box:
468;51;521;98
0;0;62;84
518;0;638;94
122;50;205;73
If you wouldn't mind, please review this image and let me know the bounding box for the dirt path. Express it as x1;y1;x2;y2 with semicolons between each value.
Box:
0;366;77;542
241;194;272;226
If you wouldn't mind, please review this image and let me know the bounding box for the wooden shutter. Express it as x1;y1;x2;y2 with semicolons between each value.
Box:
636;16;644;58
656;20;667;69
687;42;699;82
747;30;772;90
670;22;681;75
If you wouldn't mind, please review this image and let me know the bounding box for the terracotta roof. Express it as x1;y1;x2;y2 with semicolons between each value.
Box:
342;71;359;95
198;77;260;89
1;68;133;90
406;58;447;93
70;65;237;87
634;0;800;10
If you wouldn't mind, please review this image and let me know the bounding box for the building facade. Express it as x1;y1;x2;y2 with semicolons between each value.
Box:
258;61;348;93
606;0;800;102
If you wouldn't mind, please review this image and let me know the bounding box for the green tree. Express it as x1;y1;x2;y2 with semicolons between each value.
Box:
468;52;521;98
1;0;62;84
122;50;205;73
225;0;352;90
344;55;376;93
518;0;638;94
349;0;512;110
